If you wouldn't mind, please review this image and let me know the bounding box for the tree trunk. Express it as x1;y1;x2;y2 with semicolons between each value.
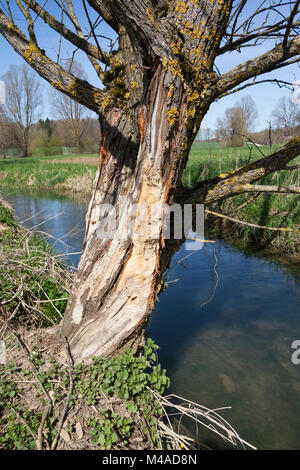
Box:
62;66;198;361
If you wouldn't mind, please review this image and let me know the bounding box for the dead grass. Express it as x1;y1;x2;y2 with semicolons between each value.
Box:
54;172;94;194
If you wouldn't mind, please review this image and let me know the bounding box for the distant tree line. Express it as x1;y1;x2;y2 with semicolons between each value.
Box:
0;63;100;158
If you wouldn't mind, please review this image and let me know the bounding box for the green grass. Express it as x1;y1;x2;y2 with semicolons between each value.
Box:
0;201;72;326
183;144;282;188
0;154;98;193
1;146;299;252
184;144;300;252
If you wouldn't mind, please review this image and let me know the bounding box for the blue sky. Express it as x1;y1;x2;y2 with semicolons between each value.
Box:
0;1;299;131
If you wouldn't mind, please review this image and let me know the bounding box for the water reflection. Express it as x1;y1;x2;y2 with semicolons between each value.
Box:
147;242;300;449
2;187;90;268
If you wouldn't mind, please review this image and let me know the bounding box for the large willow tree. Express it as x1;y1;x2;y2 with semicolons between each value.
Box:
1;0;300;360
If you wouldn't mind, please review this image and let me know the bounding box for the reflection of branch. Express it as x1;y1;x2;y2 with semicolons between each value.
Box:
200;244;219;309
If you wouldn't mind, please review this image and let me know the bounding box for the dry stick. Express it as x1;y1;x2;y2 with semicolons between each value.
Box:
241;134;265;157
51;332;74;450
29;212;64;231
12;334;55;408
0;303;19;338
53;252;82;258
11;405;38;442
34;298;69;303
284;164;300;170
186;238;215;243
206;209;299;233
16;294;56;326
151;390;256;450
37;404;52;450
34;230;73;249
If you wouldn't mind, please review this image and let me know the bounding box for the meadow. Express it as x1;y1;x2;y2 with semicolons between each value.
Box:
0;143;299;252
0;154;98;194
182;143;300;252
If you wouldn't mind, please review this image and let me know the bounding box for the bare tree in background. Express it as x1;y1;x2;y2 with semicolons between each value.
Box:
0;106;15;157
216;96;258;146
240;96;258;133
51;60;89;153
2;65;41;157
272;96;300;137
1;1;300;360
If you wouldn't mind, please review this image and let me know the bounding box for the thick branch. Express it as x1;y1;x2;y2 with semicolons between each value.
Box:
180;137;300;204
219;20;300;55
216;36;300;97
0;8;103;115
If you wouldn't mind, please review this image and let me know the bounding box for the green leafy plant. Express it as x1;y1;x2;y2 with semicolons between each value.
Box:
0;338;170;450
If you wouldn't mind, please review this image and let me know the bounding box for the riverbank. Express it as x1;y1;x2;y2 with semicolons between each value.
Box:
0;200;170;450
2;200;248;451
0;154;98;195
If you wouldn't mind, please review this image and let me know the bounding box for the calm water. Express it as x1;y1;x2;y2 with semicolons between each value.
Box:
2;187;300;450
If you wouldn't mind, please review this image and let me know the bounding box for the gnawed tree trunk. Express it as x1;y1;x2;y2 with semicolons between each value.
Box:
62;66;196;360
60;0;235;362
60;0;300;361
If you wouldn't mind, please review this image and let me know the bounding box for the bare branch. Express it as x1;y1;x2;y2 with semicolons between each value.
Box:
24;0;111;66
216;36;300;98
180;137;300;204
283;0;300;49
0;8;104;114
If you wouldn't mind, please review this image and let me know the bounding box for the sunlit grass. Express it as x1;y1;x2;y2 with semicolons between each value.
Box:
0;154;98;191
184;143;300;251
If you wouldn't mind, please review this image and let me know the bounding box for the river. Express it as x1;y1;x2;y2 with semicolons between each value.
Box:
2;187;300;450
